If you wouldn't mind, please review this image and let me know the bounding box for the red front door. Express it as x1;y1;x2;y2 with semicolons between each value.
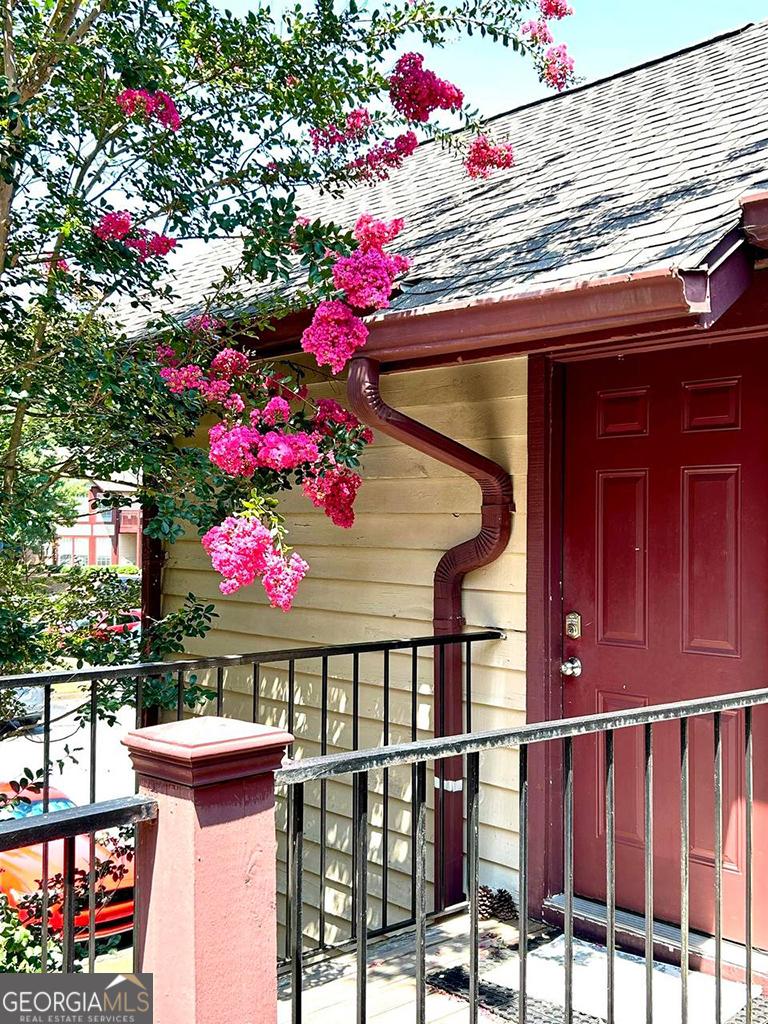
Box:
562;339;768;946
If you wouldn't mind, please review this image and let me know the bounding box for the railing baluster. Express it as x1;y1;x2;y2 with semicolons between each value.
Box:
285;659;296;958
411;645;418;924
352;652;360;940
465;640;472;732
745;707;753;1024
680;718;689;1024
564;735;573;1024
355;771;369;1024
605;730;615;1024
132;820;140;976
437;643;446;911
382;649;390;931
714;711;723;1024
251;661;260;723
41;683;51;973
290;783;304;1024
415;761;427;1024
320;656;328;949
518;744;528;1024
134;672;143;730
61;835;76;973
176;668;184;721
88;678;98;973
645;723;654;1024
216;666;224;716
288;659;296;734
87;832;96;973
467;751;480;1024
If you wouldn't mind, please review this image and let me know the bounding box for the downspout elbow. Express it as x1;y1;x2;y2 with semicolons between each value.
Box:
347;356;515;632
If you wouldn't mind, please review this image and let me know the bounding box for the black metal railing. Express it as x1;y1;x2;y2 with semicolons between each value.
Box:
0;629;502;964
0;795;156;973
277;686;768;1024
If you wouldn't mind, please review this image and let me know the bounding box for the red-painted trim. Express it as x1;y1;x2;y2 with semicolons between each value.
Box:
361;268;703;364
741;190;768;249
525;355;566;917
347;356;514;909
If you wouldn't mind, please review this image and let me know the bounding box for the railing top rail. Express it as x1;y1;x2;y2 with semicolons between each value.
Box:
276;684;768;785
0;795;157;853
0;629;503;690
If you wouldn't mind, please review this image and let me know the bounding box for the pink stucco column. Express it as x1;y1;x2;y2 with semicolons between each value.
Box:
122;717;293;1024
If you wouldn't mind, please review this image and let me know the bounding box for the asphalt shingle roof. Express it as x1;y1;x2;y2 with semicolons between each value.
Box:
121;19;768;332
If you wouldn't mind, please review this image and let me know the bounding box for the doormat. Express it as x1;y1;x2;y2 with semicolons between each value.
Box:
428;965;768;1024
427;935;765;1024
428;965;603;1023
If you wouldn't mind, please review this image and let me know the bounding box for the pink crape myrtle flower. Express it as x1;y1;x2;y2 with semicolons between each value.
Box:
187;313;225;336
464;135;515;179
202;516;273;592
349;132;418;182
521;18;554;45
543;43;576;91
345;108;372;139
290;215;311;250
116;88;147;117
540;0;573;18
208;422;260;477
301;300;369;375
159;364;205;393
93;210;133;242
332;247;409;310
314;398;374;443
310;108;372;151
117;88;181;131
152;91;182;131
124;230;176;261
224;393;245;414
210;347;249;379
389;53;463;122
303;466;363;528
256;430;321;471
261;550;310;611
201;516;309;609
262;396;291;425
46;255;70;273
354;214;404;251
155;344;178;365
199;378;232;403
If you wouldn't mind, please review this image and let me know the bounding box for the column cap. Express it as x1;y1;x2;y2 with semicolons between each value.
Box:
122;717;294;787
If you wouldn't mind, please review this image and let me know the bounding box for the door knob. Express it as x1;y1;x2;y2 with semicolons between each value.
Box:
560;656;582;678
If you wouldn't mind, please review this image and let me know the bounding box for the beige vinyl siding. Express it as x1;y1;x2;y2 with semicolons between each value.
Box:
162;355;527;941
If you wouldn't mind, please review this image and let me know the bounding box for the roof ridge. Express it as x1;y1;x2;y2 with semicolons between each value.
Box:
476;19;759;131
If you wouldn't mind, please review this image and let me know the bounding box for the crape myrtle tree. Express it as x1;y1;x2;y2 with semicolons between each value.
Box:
0;0;577;672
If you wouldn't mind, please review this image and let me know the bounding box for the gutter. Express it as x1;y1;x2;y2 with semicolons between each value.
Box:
741;189;768;250
355;241;751;368
347;356;514;908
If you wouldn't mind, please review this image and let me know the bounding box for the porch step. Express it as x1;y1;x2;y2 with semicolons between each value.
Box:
544;894;768;977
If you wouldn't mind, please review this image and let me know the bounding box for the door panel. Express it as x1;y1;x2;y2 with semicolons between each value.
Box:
562;340;768;946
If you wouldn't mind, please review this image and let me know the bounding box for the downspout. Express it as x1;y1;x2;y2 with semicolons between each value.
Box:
347;356;514;908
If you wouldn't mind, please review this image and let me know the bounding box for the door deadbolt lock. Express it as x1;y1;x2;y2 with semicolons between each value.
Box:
560;656;582;678
565;611;582;639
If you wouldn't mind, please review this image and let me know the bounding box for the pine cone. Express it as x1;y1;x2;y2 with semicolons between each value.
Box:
477;884;495;920
493;888;517;921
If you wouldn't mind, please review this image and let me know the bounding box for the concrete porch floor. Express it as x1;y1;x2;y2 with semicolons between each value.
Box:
276;913;762;1024
277;914;546;1024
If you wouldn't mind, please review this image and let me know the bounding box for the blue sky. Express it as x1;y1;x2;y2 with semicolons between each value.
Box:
424;0;768;116
219;1;766;117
